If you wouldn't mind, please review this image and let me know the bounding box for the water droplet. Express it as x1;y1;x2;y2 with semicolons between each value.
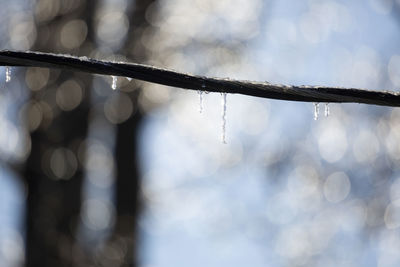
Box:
126;77;132;81
198;90;203;113
5;67;11;83
221;92;227;144
324;103;330;117
313;103;319;120
111;76;117;90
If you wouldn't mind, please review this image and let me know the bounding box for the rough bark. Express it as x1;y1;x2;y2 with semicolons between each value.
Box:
1;50;399;107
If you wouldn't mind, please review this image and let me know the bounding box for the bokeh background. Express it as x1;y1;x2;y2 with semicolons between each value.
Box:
0;0;400;266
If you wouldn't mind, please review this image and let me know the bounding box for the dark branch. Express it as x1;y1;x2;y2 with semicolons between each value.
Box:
0;50;399;107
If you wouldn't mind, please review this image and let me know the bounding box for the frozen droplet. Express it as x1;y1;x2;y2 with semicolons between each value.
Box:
126;77;132;81
221;92;227;144
324;103;330;117
201;84;211;94
111;76;117;90
313;103;319;120
5;67;11;83
198;90;203;113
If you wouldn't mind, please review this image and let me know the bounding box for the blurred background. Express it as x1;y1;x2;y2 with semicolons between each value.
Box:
0;0;400;266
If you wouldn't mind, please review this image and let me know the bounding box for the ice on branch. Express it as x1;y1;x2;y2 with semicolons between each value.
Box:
221;92;227;144
313;103;320;120
5;67;11;83
111;76;117;90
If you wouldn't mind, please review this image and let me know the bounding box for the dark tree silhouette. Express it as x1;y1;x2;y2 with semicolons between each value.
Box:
24;1;96;266
21;0;159;266
98;0;157;266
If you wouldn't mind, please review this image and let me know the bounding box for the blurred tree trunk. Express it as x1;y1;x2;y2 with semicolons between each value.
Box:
99;0;157;266
23;0;158;266
24;1;96;266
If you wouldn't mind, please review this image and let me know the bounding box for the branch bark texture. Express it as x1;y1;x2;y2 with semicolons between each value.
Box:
0;50;399;107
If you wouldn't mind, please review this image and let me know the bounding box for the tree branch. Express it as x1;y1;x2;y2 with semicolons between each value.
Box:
0;50;398;107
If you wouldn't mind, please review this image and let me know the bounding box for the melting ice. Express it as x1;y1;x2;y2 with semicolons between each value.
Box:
324;103;330;117
111;76;117;90
313;103;319;120
5;67;11;83
198;90;203;113
221;92;227;144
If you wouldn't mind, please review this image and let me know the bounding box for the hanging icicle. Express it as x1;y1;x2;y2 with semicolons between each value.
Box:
313;103;320;120
324;103;330;117
221;92;227;144
198;90;203;113
111;76;117;90
5;66;11;83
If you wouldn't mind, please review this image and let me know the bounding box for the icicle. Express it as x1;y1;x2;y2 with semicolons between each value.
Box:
324;103;330;117
313;102;319;120
221;92;227;144
5;67;11;83
198;90;203;113
198;83;206;113
111;76;117;90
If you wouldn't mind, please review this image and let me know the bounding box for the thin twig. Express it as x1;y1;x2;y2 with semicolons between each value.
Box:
0;50;398;107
